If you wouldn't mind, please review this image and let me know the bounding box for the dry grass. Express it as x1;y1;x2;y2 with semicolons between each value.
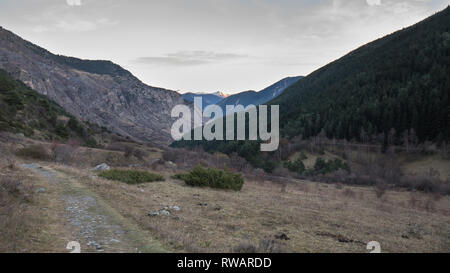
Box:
0;165;70;252
57;165;450;253
1;133;449;253
401;154;450;180
289;150;344;169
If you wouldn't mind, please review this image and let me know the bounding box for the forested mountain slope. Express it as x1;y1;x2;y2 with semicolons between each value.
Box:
271;7;450;143
173;7;450;171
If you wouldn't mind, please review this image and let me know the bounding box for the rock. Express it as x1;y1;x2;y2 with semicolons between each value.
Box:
148;211;159;217
35;187;46;194
165;161;177;168
92;163;110;171
159;209;170;216
148;158;161;167
275;233;290;240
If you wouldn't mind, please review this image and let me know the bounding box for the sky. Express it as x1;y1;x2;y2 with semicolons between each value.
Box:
0;0;448;94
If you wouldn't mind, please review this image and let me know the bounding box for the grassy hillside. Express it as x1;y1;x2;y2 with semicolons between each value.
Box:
0;68;100;146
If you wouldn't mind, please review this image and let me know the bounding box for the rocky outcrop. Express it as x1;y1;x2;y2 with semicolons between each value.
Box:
0;26;187;145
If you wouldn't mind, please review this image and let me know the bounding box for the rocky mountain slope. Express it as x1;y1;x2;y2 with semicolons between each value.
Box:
0;68;111;146
0;26;187;145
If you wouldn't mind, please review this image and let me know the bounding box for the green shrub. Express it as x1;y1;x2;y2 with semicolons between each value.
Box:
84;137;98;148
313;157;350;175
16;144;52;161
178;165;244;191
299;151;307;160
55;123;69;139
67;117;84;136
172;173;189;180
98;169;165;184
284;158;305;174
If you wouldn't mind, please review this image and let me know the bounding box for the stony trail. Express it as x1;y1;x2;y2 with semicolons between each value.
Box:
22;163;167;253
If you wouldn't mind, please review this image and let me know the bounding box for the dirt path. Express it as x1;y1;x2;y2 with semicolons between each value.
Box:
22;163;167;253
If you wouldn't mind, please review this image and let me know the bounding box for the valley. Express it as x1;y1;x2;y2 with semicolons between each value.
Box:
0;4;449;254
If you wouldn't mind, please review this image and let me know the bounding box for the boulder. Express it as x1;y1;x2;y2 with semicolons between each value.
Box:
92;163;110;171
165;161;177;168
35;187;46;194
159;209;171;216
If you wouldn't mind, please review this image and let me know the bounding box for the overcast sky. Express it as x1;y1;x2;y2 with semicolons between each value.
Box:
0;0;448;94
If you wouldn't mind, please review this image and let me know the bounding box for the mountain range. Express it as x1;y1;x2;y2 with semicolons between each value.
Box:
0;26;300;144
182;91;227;110
183;76;302;114
216;76;303;115
1;6;449;150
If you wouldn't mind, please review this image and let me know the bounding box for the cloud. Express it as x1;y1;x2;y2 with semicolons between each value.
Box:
134;51;248;66
55;18;118;32
31;25;50;33
366;0;382;6
56;20;96;31
66;0;82;6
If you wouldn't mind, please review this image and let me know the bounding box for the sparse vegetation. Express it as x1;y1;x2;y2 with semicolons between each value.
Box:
16;144;52;161
0;68;103;147
233;238;289;253
98;169;165;184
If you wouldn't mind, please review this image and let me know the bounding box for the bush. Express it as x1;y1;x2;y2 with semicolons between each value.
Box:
98;169;165;184
313;158;350;175
16;144;52;161
342;188;356;198
398;175;450;195
233;239;289;253
55;123;69;139
284;158;305;174
172;173;190;181
374;184;387;198
179;165;244;191
123;146;134;158
51;141;78;165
